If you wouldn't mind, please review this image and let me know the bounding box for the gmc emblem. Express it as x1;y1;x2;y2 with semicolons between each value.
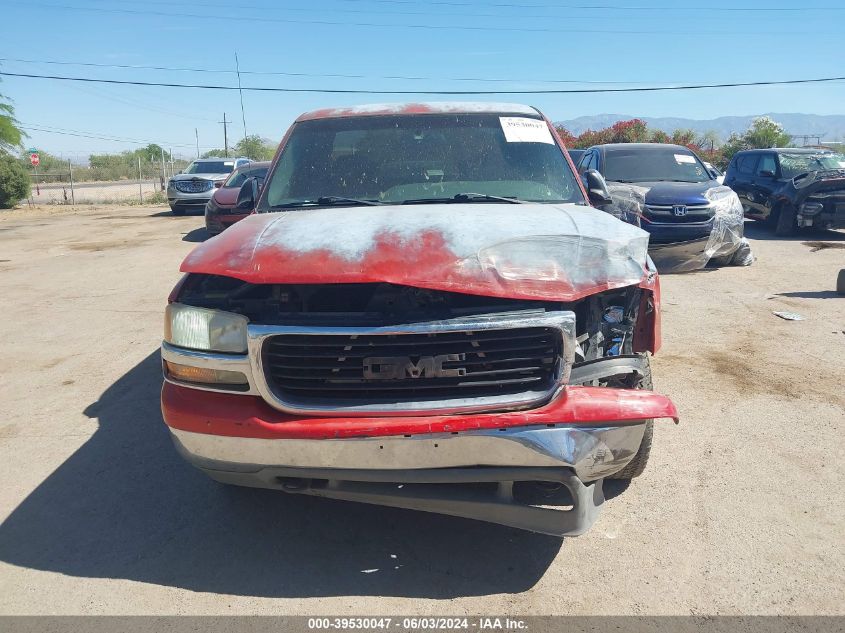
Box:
672;205;688;217
363;354;467;380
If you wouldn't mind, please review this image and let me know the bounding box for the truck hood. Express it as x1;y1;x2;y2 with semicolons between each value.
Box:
181;203;651;301
631;180;719;206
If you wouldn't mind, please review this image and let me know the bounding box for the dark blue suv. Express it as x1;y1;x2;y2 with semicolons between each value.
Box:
577;143;722;244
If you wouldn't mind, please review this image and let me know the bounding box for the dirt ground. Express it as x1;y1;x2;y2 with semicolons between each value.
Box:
0;204;843;616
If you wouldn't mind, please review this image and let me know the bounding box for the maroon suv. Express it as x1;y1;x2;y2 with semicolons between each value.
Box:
204;161;271;235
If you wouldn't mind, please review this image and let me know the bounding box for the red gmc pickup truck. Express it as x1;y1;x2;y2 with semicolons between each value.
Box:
161;103;678;536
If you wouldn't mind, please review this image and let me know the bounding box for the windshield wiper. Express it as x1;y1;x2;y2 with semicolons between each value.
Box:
401;193;524;205
270;196;383;209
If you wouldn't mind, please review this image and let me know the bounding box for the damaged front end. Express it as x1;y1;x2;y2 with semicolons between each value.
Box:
790;169;845;230
162;204;676;536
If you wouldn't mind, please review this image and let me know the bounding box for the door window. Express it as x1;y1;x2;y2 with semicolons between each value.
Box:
736;154;758;176
756;154;777;177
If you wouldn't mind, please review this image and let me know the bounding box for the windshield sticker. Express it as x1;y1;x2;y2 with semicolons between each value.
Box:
838;161;845;168
674;154;696;164
500;117;555;144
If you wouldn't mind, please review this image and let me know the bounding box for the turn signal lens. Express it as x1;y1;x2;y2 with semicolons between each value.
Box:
164;361;248;389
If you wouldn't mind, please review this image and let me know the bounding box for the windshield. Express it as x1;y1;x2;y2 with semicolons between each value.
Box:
259;114;583;209
223;165;269;188
185;160;235;175
779;153;845;178
603;147;712;183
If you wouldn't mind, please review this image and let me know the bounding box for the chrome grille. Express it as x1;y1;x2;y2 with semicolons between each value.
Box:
643;203;714;224
248;312;576;415
175;179;212;193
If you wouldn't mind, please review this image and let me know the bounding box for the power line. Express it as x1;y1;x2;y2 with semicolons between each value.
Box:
20;2;841;35
106;0;845;12
332;0;844;9
0;56;663;85
82;0;819;21
19;123;215;149
4;70;845;95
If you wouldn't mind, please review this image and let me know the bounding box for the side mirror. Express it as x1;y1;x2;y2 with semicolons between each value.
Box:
236;177;259;210
759;170;776;179
584;169;613;206
214;181;223;188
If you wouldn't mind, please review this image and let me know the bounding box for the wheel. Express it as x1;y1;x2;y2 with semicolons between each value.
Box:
774;204;797;236
608;355;654;480
837;269;845;295
171;207;185;216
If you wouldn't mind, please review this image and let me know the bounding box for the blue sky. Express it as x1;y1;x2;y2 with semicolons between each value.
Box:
3;0;844;159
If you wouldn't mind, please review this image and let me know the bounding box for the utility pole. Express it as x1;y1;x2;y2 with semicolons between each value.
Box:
220;112;229;157
195;128;200;158
160;147;166;191
235;52;247;140
138;156;143;203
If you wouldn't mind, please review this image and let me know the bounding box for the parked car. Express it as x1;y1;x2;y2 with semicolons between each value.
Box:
567;148;586;166
161;103;678;537
205;161;271;235
577;143;745;269
724;148;845;235
167;157;251;215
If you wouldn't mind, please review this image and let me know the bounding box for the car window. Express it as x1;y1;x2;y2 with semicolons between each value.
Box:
260;113;584;208
223;165;270;189
185;160;235;174
756;154;777;176
736;154;758;176
778;152;845;178
602;147;711;183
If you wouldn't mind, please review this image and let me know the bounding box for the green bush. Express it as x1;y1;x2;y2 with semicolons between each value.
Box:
0;154;30;208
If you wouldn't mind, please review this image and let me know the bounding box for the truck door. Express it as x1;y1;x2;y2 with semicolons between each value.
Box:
730;154;759;217
749;153;779;219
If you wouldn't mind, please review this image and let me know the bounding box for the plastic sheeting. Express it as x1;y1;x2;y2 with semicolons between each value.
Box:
602;183;752;272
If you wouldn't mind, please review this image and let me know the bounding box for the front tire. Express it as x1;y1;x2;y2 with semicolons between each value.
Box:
774;204;797;236
608;355;654;480
171;207;185;216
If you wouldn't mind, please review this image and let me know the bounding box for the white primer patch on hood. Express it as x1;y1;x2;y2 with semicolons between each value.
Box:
222;203;651;293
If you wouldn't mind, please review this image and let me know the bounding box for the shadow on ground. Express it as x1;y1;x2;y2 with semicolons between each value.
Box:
776;291;842;300
744;221;845;242
182;227;210;243
0;351;564;598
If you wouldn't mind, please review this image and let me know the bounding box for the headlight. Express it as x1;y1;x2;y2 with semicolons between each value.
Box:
164;303;248;353
800;201;824;215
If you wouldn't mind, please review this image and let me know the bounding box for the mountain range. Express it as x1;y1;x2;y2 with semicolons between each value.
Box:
554;113;845;143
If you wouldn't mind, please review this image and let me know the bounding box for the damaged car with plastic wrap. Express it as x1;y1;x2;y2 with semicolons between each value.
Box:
577;143;754;271
160;103;679;537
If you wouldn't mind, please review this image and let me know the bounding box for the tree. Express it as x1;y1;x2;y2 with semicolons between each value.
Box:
201;149;228;159
136;144;165;163
0;154;30;208
721;116;792;163
234;135;276;160
0;95;25;155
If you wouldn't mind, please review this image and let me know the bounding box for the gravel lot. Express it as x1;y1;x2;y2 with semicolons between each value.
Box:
0;204;843;615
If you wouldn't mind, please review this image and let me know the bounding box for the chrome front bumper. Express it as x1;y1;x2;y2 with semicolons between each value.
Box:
171;422;645;483
170;423;644;537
